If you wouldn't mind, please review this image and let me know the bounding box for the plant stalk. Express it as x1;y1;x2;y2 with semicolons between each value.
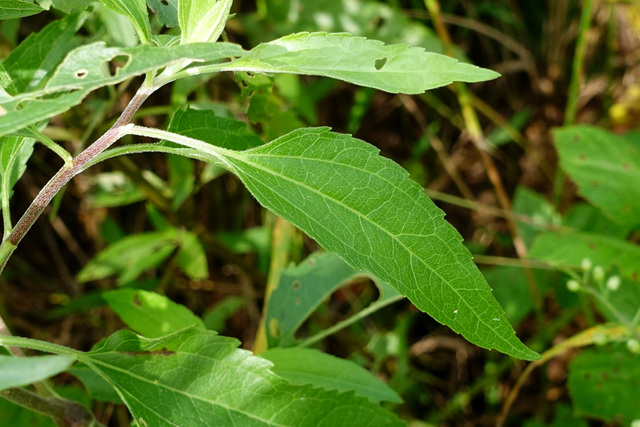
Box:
0;82;156;276
0;387;103;427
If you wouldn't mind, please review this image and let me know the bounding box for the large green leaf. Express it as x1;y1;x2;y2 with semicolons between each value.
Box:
103;289;205;337
83;329;403;426
0;42;244;137
568;346;640;423
97;0;151;44
0;0;44;20
0;355;74;391
529;231;640;282
554;125;640;226
213;128;537;360
2;12;86;93
179;0;233;44
215;32;498;94
261;347;402;404
266;251;401;348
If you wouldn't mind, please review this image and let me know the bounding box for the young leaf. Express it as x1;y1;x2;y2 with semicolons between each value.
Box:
102;289;205;337
554;125;640;227
0;136;35;202
216;32;499;94
179;0;233;44
0;0;44;20
83;329;403;426
0;355;74;391
261;347;403;404
77;230;178;285
214;128;538;360
165;107;264;151
97;0;151;44
266;251;401;348
529;231;640;282
176;230;209;280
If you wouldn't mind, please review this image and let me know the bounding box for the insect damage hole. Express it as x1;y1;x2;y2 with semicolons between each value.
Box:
74;69;89;79
374;57;388;70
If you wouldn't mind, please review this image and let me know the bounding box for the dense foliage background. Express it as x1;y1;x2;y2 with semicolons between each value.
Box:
2;0;640;425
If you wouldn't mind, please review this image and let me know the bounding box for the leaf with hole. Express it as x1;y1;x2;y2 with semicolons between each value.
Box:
215;32;498;94
1;12;86;93
0;42;244;137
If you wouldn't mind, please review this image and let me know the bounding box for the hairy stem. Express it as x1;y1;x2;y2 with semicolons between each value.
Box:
0;83;155;273
0;387;103;427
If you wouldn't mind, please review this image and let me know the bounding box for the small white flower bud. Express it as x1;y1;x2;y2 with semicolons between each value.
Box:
566;279;581;292
592;333;608;346
593;266;605;282
606;276;621;291
631;419;640;427
581;257;592;271
627;339;640;354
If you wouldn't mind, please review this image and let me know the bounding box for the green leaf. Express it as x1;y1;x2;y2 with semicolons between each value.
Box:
83;329;403;426
0;135;35;203
70;365;123;403
261;347;402;404
568;346;640;423
102;289;205;337
218;32;499;94
165;107;263;151
97;0;151;44
50;0;94;13
529;231;640;282
216;128;537;360
512;186;561;248
146;0;178;27
554;125;640;226
202;296;246;331
2;12;86;93
0;355;74;391
179;0;233;44
266;251;400;348
176;230;209;280
0;0;44;20
0;42;244;137
77;230;178;285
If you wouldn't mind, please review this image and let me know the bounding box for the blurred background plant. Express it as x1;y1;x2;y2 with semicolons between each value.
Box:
2;0;640;425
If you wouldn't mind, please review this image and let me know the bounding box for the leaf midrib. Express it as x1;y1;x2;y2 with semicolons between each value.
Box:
222;149;514;351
